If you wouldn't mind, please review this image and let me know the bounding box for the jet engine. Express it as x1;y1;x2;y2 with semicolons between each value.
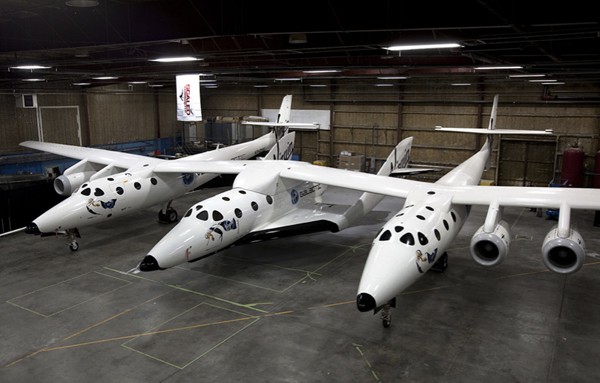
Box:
470;220;511;267
53;171;95;196
542;226;585;274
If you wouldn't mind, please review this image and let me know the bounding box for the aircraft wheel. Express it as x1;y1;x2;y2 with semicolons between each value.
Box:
158;209;177;223
381;314;392;328
69;241;79;252
166;208;178;223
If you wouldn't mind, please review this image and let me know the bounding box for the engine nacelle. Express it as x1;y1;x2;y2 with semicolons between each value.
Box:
53;171;95;196
542;226;586;274
470;220;511;267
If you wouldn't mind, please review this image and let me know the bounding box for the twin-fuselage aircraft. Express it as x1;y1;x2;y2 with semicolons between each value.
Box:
19;94;306;250
134;95;600;328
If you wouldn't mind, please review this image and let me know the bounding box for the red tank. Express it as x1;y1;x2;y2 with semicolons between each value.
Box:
560;145;585;187
594;150;600;188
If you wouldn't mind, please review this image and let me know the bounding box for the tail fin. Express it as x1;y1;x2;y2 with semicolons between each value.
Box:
241;94;319;136
434;95;552;135
262;131;296;160
340;136;414;229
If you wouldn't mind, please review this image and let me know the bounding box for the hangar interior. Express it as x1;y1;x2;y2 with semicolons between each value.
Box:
1;1;600;382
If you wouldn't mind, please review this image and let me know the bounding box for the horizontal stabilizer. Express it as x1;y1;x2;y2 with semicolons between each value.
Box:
390;167;439;177
435;126;553;135
242;121;319;128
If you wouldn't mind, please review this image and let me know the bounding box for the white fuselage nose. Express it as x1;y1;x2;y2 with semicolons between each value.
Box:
31;167;203;233
144;188;274;269
357;194;468;310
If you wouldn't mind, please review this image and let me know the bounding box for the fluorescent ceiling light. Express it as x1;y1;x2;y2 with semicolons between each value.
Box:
93;76;118;80
509;74;545;78
274;78;301;81
303;69;340;74
73;82;91;86
128;81;147;84
148;84;164;88
474;66;523;70
11;65;51;70
529;79;556;82
374;83;394;87
542;82;565;85
309;84;327;87
199;79;216;83
149;57;201;63
377;76;407;80
254;85;269;88
22;78;45;82
385;43;461;51
451;83;472;86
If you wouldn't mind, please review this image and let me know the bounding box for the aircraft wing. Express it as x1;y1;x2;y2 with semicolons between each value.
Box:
19;140;163;169
277;163;600;210
153;159;600;211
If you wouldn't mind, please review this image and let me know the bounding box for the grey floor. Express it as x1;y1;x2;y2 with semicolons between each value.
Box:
2;185;600;383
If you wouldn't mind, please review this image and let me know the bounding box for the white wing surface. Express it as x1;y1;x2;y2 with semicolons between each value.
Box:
153;158;600;211
19;141;163;169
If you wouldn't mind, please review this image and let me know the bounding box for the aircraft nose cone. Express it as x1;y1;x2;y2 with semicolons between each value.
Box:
356;293;377;312
24;222;40;235
139;255;162;272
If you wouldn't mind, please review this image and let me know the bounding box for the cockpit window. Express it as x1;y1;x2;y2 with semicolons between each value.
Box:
251;201;259;211
434;229;441;241
443;219;449;230
81;188;91;196
94;188;104;196
184;209;193;218
212;210;224;221
195;205;202;210
379;230;392;241
266;195;273;204
196;210;209;221
451;211;457;222
116;187;124;195
394;226;404;233
134;182;141;190
418;232;428;245
235;208;243;218
400;233;415;246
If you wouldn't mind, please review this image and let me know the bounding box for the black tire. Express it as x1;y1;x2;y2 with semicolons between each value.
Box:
166;208;178;223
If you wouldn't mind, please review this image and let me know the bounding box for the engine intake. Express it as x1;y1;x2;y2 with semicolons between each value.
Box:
470;220;511;267
542;226;585;274
54;171;94;196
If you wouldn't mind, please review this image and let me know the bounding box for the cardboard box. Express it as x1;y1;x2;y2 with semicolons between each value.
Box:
338;154;364;171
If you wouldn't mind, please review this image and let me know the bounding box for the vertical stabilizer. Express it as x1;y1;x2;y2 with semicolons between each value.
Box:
263;132;296;160
340;137;414;229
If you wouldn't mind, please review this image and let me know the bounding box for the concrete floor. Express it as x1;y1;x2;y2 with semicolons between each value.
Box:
2;185;600;382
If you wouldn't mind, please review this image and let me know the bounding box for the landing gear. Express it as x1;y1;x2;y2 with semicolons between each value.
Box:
380;298;396;328
158;202;178;223
66;228;81;252
431;252;448;272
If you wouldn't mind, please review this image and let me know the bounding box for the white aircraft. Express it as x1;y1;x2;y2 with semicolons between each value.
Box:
133;95;600;329
136;136;418;271
19;94;310;250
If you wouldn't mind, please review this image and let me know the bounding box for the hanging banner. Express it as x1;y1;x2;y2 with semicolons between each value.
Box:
176;74;202;121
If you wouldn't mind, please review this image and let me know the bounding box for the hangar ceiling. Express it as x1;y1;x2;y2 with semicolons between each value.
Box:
0;0;599;92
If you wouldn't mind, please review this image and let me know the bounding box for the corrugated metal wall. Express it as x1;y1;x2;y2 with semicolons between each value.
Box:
2;82;599;186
